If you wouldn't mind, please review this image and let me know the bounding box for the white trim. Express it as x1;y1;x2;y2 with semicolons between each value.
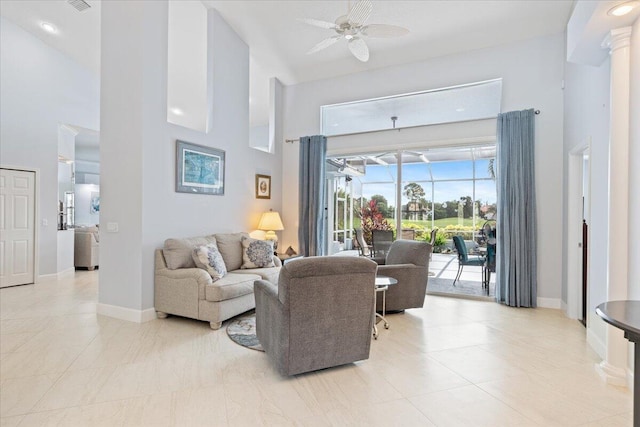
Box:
596;360;627;386
587;327;607;359
566;142;590;320
628;368;634;392
537;297;561;309
141;308;158;323
97;303;157;323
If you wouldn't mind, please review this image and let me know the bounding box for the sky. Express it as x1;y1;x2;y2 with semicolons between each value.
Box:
349;161;497;208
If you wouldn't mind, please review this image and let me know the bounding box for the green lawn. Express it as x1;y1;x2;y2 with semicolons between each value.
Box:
388;217;482;229
350;217;482;231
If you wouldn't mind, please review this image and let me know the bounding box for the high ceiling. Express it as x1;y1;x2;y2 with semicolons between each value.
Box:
0;0;575;126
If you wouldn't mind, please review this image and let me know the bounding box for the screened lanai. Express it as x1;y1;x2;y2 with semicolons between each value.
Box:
327;144;497;250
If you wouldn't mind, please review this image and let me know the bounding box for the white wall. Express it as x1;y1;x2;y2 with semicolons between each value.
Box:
0;18;100;276
281;33;565;304
100;2;282;313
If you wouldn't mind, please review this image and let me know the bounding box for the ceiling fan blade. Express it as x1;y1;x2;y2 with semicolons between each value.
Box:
306;36;342;55
348;37;369;62
361;24;410;38
298;18;338;30
347;0;372;25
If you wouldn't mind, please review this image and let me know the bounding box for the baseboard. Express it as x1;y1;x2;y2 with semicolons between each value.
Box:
587;328;606;359
560;300;568;315
97;303;157;323
37;268;75;281
537;297;561;309
596;360;627;386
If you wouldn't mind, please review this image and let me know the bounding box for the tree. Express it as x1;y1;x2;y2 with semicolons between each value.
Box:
403;182;425;203
370;194;390;217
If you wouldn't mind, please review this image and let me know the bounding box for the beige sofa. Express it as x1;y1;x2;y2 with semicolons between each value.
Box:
154;232;281;329
74;226;99;270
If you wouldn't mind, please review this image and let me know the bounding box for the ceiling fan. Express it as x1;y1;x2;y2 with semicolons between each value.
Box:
299;0;409;62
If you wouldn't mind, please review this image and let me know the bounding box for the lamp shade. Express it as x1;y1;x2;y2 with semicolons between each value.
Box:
258;211;284;231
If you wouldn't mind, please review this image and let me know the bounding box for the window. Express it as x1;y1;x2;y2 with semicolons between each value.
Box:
321;79;502;136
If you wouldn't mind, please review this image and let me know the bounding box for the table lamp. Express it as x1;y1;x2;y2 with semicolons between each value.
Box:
258;210;284;254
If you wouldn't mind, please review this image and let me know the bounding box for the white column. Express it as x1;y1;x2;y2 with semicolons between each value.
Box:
596;27;632;387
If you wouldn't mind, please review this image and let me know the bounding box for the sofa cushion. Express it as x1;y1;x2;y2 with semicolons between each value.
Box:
205;272;261;302
163;235;216;270
241;236;275;269
214;232;248;271
238;266;280;283
192;243;227;281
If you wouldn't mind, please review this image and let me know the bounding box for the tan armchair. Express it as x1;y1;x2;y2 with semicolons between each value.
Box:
376;240;431;312
74;227;99;270
254;256;377;376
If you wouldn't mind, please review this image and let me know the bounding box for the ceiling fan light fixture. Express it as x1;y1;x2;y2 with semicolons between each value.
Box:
299;0;408;62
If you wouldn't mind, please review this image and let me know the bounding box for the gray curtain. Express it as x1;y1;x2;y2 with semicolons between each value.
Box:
298;135;327;257
496;109;537;307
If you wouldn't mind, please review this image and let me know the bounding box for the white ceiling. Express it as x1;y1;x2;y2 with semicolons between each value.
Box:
1;0;575;126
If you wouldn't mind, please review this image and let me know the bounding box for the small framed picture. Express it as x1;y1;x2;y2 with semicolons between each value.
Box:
176;140;225;195
255;174;271;199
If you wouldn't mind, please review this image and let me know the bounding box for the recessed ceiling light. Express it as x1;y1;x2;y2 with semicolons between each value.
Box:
455;107;465;112
608;1;639;16
170;108;184;116
41;22;57;34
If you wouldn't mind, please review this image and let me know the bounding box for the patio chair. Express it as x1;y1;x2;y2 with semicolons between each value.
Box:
452;235;485;285
429;228;438;246
372;229;394;257
401;229;416;240
354;228;386;265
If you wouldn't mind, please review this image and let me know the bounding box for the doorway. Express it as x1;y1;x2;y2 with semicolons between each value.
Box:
567;145;590;322
1;168;36;287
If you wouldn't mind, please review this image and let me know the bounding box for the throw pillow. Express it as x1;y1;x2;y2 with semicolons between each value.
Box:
192;243;227;281
241;236;275;269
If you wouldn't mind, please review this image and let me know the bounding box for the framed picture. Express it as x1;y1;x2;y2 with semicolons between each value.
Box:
90;192;100;214
176;140;225;195
255;174;271;199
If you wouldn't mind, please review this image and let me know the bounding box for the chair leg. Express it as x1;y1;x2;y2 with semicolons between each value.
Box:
453;264;463;285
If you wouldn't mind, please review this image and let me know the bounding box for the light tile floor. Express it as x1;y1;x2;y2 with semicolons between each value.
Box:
0;270;632;426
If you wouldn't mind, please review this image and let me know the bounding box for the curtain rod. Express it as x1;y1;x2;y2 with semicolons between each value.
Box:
284;109;540;144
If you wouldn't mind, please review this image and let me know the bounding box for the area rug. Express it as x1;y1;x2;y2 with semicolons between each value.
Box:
226;312;264;351
427;277;495;300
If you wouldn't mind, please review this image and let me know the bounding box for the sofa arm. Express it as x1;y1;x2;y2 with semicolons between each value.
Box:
155;267;213;318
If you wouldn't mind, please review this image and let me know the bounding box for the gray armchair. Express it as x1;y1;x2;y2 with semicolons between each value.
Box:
254;256;377;376
376;240;431;312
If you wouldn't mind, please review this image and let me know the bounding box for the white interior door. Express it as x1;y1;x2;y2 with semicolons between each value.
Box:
0;169;35;287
